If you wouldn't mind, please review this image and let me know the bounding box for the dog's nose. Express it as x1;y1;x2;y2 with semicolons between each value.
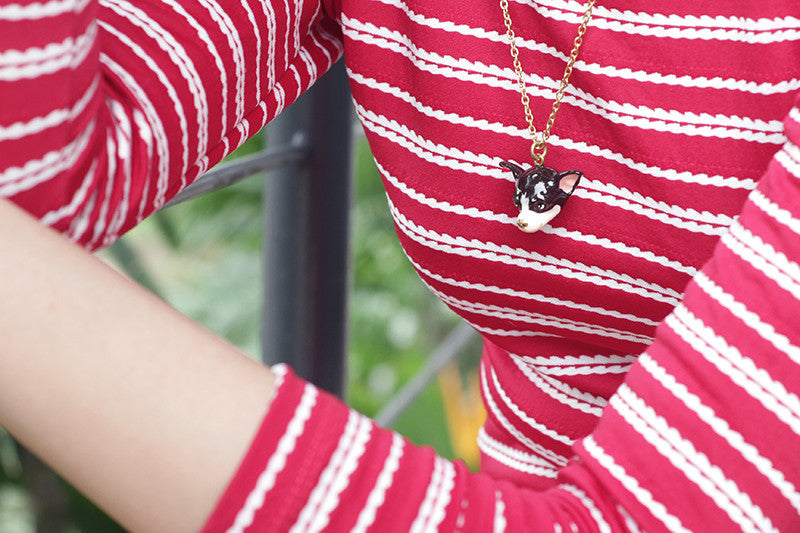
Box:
516;219;528;229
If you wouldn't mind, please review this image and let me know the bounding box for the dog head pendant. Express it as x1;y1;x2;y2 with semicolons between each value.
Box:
500;161;582;233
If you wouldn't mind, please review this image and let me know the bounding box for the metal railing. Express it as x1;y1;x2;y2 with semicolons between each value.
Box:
164;60;355;397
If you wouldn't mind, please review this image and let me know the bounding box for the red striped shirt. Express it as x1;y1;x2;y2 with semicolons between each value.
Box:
2;0;799;530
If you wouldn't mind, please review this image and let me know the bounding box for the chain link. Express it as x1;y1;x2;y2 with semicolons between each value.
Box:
501;0;595;166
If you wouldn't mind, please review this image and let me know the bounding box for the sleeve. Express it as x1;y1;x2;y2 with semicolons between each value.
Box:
0;0;342;250
201;105;800;532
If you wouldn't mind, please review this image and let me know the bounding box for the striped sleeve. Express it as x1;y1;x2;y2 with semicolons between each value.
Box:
202;104;800;531
0;0;341;249
576;100;800;532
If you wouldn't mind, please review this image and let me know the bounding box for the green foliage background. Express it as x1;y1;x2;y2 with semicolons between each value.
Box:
0;132;480;532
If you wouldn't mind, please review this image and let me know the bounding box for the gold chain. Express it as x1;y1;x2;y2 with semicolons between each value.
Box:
500;0;596;165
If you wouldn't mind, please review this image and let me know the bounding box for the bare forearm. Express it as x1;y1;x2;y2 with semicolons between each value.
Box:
0;199;274;532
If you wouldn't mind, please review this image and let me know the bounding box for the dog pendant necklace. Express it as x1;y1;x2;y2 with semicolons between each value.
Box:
500;0;596;232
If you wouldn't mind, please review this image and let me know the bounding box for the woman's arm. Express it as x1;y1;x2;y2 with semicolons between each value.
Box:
0;198;274;532
0;0;341;528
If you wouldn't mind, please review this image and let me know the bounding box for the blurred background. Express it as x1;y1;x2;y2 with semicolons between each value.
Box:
0;126;484;531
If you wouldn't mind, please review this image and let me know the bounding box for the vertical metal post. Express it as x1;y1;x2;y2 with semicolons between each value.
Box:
262;59;352;398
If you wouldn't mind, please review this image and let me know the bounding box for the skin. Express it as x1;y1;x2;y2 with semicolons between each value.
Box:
0;198;276;532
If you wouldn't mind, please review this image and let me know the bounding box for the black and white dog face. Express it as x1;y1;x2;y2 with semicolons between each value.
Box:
500;161;582;233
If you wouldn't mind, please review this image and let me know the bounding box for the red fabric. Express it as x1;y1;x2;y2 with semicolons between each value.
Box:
3;0;800;530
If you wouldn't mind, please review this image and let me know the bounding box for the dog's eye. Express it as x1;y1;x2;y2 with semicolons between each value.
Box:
532;201;548;212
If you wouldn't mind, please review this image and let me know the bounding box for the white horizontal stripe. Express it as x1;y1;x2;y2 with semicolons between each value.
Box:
521;353;636;375
0;22;94;65
558;83;784;143
571;184;729;236
544;228;695;277
583;436;690;533
750;189;800;237
477;428;559;477
489;366;576;446
351;434;405;533
345;16;784;142
613;386;775;532
0;76;98;142
355;84;732;240
362;107;741;236
353;76;753;191
723;224;800;301
533;363;632;376
376;158;698;276
579;178;735;227
507;354;605;416
358;110;504;178
0;0;90;19
348;69;526;142
532;0;800;31
352;75;751;202
574;62;800;96
409;257;662;326
480;364;571;464
511;353;609;408
522;0;800;44
732;223;800;283
390;201;682;305
640;353;800;516
694;272;800;367
0;119;94;195
228;383;318;533
524;353;637;366
433;286;654;345
668;307;800;437
372;0;800;95
556;133;755;189
471;325;564;340
0;22;95;80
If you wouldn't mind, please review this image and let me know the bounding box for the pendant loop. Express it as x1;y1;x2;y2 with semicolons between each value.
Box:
531;141;547;166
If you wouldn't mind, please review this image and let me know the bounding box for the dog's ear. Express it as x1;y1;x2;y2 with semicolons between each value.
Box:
557;171;582;194
500;161;525;179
